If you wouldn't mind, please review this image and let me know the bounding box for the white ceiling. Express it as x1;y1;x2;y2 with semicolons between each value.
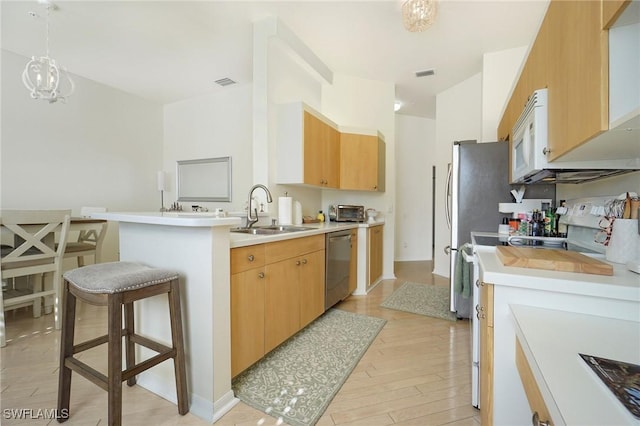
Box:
1;0;549;118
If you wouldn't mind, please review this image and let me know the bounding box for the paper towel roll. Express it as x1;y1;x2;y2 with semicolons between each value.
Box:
293;201;302;225
278;196;292;225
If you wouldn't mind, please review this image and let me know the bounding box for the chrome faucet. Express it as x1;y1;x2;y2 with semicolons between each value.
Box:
246;184;273;228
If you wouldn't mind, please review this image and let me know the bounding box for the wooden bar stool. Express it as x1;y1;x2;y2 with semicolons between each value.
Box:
57;262;189;425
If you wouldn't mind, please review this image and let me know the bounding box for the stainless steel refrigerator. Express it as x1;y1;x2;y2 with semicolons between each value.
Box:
445;140;555;409
446;141;513;318
445;140;556;317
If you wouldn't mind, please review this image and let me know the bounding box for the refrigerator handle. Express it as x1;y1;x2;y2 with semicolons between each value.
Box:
445;163;452;229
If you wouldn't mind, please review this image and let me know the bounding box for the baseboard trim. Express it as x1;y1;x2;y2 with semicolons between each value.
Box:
137;373;238;422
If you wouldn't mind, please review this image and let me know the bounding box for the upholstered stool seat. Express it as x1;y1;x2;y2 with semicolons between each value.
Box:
57;262;188;425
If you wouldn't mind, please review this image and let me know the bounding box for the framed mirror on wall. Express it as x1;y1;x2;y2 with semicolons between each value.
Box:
176;157;232;202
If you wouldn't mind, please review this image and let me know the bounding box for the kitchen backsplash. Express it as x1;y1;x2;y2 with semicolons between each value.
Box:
557;171;640;201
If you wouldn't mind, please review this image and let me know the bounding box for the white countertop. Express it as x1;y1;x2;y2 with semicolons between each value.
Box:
511;304;640;425
93;211;384;248
476;246;640;302
229;220;383;248
92;211;242;227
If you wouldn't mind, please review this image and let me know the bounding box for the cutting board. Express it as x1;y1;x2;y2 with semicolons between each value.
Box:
496;246;613;276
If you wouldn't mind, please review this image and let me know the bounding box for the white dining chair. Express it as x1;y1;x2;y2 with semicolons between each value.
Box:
0;209;71;347
62;207;108;267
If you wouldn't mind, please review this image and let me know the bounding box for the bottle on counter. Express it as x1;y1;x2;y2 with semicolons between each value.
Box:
556;200;567;238
317;210;325;222
531;209;544;245
544;208;555;237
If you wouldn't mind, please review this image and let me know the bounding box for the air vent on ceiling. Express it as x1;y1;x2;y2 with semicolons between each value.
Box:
415;69;436;78
214;78;237;87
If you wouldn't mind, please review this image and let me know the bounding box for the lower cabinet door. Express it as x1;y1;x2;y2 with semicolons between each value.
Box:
231;268;265;377
265;258;300;353
299;250;325;328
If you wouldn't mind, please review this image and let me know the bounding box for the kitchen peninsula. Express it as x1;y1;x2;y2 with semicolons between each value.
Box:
92;211;241;423
92;211;385;422
475;245;640;425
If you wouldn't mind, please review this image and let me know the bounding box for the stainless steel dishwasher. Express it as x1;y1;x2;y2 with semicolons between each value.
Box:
325;229;352;310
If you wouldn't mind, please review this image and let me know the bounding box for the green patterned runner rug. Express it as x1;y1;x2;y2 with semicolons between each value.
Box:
380;282;457;321
232;308;386;426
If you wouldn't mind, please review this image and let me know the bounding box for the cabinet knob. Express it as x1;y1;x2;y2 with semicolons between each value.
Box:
532;411;550;426
258;272;265;279
475;279;480;288
247;255;255;262
296;260;301;266
542;147;551;156
477;311;486;320
301;258;308;264
373;185;377;190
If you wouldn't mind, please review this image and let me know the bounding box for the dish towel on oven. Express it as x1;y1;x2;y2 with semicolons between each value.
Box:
454;243;473;298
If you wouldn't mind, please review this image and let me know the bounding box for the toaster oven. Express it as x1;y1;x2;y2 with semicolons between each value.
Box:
328;205;365;222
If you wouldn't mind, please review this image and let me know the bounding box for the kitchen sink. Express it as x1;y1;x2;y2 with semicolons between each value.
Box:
231;225;310;235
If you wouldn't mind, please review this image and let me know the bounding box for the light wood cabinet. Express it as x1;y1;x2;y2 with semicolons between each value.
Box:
277;102;386;191
304;111;340;188
265;235;325;351
265;257;301;352
230;244;266;377
339;132;386;192
367;225;383;288
299;250;326;328
277;103;340;188
515;338;555;426
498;0;633;162
348;229;358;294
479;281;494;426
232;235;326;374
602;0;630;29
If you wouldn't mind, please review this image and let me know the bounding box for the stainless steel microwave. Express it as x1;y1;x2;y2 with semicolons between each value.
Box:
328;204;365;222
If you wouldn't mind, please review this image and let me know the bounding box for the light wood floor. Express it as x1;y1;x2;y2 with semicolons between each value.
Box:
0;261;479;425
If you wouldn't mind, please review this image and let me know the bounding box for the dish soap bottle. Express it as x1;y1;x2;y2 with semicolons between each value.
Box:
317;210;325;222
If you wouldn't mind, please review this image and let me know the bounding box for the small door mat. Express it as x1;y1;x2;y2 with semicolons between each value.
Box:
380;282;457;321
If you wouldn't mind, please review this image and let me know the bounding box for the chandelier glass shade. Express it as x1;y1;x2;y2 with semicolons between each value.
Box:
22;2;74;103
402;0;437;32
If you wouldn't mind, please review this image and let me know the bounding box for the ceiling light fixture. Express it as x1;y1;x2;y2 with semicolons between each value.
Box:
22;1;74;103
402;0;437;32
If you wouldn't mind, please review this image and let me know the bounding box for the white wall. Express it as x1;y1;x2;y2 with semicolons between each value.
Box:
162;85;253;213
394;114;436;261
432;73;483;277
1;49;163;262
482;46;527;142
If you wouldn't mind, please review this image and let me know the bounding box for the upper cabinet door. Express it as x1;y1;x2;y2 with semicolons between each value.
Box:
303;112;340;188
339;132;386;192
546;0;608;161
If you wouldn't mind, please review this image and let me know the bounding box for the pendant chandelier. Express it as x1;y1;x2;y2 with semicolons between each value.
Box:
402;0;438;32
22;1;74;103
